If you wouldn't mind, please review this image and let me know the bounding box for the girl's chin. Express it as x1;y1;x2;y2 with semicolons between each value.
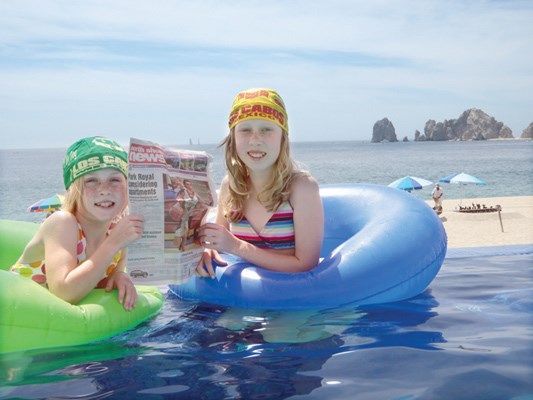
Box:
245;162;275;173
88;205;121;219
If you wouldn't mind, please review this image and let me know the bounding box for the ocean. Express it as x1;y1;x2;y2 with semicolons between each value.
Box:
1;139;532;223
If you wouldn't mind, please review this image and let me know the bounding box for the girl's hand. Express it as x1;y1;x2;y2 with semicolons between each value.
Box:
105;270;138;311
107;213;144;250
197;223;238;253
195;248;227;279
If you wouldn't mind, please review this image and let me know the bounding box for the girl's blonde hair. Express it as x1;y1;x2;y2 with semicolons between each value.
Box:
221;129;308;222
61;178;83;214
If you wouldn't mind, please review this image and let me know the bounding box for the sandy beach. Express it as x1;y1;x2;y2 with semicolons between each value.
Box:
425;196;533;248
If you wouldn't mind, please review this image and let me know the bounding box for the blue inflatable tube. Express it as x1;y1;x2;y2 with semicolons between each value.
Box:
169;184;447;310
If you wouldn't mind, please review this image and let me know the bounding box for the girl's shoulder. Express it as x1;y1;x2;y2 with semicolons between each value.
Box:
41;210;79;235
219;176;231;195
29;211;80;248
291;172;319;190
289;173;320;203
220;175;230;186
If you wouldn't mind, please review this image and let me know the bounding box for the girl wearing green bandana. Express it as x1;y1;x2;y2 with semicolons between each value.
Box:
10;136;144;311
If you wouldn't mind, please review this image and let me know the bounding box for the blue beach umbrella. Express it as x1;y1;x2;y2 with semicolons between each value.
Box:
439;172;486;206
388;176;433;191
439;172;486;185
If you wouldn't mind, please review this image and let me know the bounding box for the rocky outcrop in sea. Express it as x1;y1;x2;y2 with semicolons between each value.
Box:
521;122;533;139
371;118;398;143
372;109;528;142
417;108;513;141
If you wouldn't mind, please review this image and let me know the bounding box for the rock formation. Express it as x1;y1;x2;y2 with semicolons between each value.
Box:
521;122;533;139
417;109;513;141
371;118;398;143
414;130;426;141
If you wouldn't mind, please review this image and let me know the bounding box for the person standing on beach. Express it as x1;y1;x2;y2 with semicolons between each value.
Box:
10;137;144;310
195;88;323;277
432;184;444;210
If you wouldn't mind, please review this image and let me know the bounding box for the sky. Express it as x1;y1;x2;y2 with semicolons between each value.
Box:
1;0;532;149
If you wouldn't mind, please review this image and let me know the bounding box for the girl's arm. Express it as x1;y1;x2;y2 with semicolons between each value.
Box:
44;212;143;306
197;175;324;274
104;249;138;311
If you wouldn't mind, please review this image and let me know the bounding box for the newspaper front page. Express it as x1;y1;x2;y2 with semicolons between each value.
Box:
126;138;216;284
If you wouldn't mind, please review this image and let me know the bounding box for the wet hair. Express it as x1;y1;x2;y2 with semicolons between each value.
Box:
220;128;309;222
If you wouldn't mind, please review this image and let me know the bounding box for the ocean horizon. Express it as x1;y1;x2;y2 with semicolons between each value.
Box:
1;139;532;223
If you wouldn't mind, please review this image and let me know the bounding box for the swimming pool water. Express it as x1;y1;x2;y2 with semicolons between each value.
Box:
1;246;532;400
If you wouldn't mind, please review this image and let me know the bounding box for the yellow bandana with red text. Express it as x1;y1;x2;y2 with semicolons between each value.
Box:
228;88;288;133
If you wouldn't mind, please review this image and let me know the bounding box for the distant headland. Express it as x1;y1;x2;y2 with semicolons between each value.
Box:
371;109;533;142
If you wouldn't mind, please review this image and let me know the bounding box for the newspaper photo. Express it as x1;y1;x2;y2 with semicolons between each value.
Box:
126;137;216;284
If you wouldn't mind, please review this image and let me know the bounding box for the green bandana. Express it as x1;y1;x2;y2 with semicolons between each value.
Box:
63;136;128;189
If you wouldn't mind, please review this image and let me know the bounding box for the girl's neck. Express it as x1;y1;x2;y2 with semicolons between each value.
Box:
248;168;273;193
75;211;112;237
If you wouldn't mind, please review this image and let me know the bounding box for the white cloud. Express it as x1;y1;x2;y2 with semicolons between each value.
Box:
0;0;532;148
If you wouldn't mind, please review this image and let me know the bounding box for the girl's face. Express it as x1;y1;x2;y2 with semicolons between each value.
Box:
234;119;282;173
80;169;127;220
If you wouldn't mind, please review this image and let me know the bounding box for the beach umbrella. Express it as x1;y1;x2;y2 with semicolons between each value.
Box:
439;172;486;185
439;172;486;206
388;176;433;192
27;194;65;213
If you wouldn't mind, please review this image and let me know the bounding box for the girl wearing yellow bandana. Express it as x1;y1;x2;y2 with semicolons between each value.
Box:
196;88;324;276
10;136;144;310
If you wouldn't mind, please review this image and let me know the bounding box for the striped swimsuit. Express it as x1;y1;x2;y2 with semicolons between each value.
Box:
230;201;295;250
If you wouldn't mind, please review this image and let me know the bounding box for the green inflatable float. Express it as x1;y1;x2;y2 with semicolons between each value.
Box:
0;219;164;353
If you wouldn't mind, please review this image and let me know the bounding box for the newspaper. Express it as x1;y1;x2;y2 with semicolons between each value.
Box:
126;137;216;285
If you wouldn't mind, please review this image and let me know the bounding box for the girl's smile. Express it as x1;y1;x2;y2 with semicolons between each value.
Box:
247;150;267;160
94;200;115;209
